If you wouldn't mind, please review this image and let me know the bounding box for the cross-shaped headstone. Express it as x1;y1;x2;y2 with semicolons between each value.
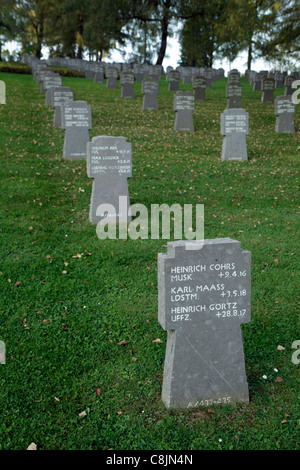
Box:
220;108;249;161
192;76;206;101
158;238;251;409
120;71;135;98
49;86;75;128
174;91;195;132
61;101;92;159
142;78;159;110
86;135;132;224
274;95;295;133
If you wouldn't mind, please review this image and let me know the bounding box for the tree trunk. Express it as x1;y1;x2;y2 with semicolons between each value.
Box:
247;41;252;70
156;0;171;66
35;19;44;58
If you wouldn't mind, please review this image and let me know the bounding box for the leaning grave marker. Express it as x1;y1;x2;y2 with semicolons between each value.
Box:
86;135;132;224
62;101;92;159
158;238;251;409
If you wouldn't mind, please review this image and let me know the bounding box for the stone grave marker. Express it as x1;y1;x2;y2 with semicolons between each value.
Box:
61;101;92;159
226;83;242;108
120;71;135;98
274;95;295;133
94;63;105;83
86;135;132;224
220;108;249;161
158;238;251;409
168;70;180;92
192;75;206;101
182;67;192;85
142;78;159;110
275;71;284;88
261;77;275;103
174;91;195;132
0;81;6;104
284;76;294;96
106;66;118;89
133;64;144;82
205;69;213;88
50;87;75;128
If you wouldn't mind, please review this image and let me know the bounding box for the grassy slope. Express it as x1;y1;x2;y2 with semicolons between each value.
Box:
0;71;299;450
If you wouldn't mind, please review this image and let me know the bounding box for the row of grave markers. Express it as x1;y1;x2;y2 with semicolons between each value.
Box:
3;56;297;409
23;58;252;408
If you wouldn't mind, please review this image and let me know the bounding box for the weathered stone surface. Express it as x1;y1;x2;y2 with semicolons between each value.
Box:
158;238;251;409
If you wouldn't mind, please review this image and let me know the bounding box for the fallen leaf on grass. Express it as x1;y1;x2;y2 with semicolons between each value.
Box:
15;281;21;287
152;338;163;343
95;388;101;396
78;411;87;418
277;345;285;350
118;340;128;345
275;377;284;383
27;442;37;450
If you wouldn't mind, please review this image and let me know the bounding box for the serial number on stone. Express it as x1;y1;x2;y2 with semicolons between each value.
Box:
189;397;231;407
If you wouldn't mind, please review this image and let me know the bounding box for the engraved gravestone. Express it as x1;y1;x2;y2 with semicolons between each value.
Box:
284;76;294;96
40;73;62;94
168;70;180;92
274;95;295;133
62;101;92;159
220;108;249;161
94;63;105;83
86;136;132;224
275;71;284;88
226;83;242;108
120;71;135;98
182;67;192;85
158;238;251;409
174;91;195;132
192;76;206;101
50;87;75;128
0;81;6;104
106;66;118;89
142;78;159;110
261;77;275;103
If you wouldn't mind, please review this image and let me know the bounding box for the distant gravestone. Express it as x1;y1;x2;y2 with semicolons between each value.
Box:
227;70;240;85
174;91;195;132
158;238;251;409
62;101;92;159
142;79;159;110
50;87;75;128
275;71;284;88
192;76;206;101
94;64;105;83
261;77;275;103
106;67;118;89
284;76;294;96
86;135;132;224
120;71;135;98
133;64;144;82
220;108;249;161
226;83;242;108
0;81;6;104
168;70;180;92
274;96;295;133
205;69;213;88
182;68;192;85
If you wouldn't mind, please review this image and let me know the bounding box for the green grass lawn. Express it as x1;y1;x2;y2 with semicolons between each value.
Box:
0;70;299;451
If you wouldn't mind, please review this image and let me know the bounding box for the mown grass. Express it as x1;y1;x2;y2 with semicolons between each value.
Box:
0;70;299;451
